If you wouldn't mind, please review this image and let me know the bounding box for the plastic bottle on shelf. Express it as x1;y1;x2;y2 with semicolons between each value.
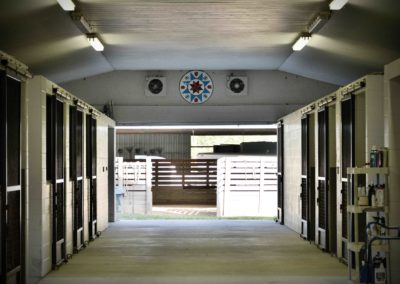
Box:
380;217;386;236
375;185;384;207
371;192;377;207
372;251;386;284
370;146;378;167
374;262;386;284
368;185;376;206
360;260;368;283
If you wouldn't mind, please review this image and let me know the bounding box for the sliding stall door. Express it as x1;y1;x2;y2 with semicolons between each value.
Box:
86;115;97;241
341;96;355;261
0;72;22;284
70;106;84;252
47;95;66;268
317;108;329;250
300;116;309;239
300;114;315;241
277;121;284;225
300;116;308;239
108;127;115;222
328;106;337;255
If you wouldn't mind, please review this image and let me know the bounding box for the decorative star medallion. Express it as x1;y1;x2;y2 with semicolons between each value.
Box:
179;70;213;104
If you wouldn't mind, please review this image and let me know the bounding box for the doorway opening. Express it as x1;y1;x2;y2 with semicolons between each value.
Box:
114;124;277;220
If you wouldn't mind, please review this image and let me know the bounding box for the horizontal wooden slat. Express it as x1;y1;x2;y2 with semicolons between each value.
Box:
152;159;217;190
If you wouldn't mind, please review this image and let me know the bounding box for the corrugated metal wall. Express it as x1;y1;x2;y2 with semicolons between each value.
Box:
116;133;191;159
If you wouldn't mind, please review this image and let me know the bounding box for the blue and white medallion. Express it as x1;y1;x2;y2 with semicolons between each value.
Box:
179;70;213;104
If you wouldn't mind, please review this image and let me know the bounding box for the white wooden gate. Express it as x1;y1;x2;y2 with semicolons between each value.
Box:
217;157;277;217
115;157;152;214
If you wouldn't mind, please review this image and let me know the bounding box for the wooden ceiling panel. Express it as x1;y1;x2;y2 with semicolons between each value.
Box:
1;0;400;85
81;0;326;34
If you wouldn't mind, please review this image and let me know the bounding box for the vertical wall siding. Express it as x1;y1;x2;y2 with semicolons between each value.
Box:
27;76;115;284
384;58;400;284
116;133;191;160
97;116;112;232
282;110;302;232
281;75;386;272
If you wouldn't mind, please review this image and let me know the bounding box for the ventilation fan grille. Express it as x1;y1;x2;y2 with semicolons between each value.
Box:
230;78;245;93
145;77;166;96
148;79;163;94
227;76;247;96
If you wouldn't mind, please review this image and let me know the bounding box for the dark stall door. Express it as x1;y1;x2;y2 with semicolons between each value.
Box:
340;96;355;261
70;106;84;252
47;95;66;268
300;115;315;241
0;72;22;284
317;108;329;251
277;121;284;225
108;127;115;222
86;115;98;241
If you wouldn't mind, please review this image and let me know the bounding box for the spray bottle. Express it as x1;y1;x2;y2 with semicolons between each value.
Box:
373;252;386;284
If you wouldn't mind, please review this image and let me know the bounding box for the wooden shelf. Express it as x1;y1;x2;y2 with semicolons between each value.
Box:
347;167;389;175
347;205;388;213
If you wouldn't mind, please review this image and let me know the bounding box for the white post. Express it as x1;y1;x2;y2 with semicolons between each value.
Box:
258;158;265;216
145;157;152;214
216;158;225;217
224;158;231;217
116;157;123;188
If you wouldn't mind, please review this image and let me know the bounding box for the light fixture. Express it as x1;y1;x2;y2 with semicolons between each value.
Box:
116;124;277;130
301;104;315;115
71;12;93;33
329;0;349;10
57;0;75;11
87;34;104;51
307;12;331;33
292;33;311;51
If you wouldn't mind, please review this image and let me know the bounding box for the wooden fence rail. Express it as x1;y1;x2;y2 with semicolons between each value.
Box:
152;159;217;190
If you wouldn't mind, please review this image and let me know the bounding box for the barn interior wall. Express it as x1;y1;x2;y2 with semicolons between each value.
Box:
116;133;191;160
280;75;384;235
384;58;400;284
61;70;338;124
26;76;115;284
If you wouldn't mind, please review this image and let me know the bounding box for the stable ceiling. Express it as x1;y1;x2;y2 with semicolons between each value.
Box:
0;0;399;85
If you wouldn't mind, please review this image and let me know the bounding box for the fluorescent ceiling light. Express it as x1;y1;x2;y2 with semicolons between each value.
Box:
308;17;322;33
292;33;311;51
116;124;277;130
307;12;330;33
329;0;349;10
87;35;104;51
57;0;75;11
71;12;93;33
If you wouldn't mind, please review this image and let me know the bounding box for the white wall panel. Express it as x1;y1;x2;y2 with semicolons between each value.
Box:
62;70;337;124
27;76;115;284
281;110;302;233
384;57;400;284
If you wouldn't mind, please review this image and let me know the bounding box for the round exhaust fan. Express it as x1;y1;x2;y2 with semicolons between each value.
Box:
148;78;164;95
229;78;245;94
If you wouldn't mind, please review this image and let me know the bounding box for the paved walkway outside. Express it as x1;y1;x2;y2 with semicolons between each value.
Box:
39;220;347;284
151;205;217;217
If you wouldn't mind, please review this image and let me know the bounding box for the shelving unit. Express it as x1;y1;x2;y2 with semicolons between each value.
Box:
346;166;390;283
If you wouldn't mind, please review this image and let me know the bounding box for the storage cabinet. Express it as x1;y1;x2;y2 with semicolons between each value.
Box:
346;166;390;283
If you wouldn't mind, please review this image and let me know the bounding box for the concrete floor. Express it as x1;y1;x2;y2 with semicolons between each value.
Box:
39;220;347;284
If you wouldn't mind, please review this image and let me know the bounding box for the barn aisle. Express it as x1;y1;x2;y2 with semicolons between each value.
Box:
39;220;346;284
